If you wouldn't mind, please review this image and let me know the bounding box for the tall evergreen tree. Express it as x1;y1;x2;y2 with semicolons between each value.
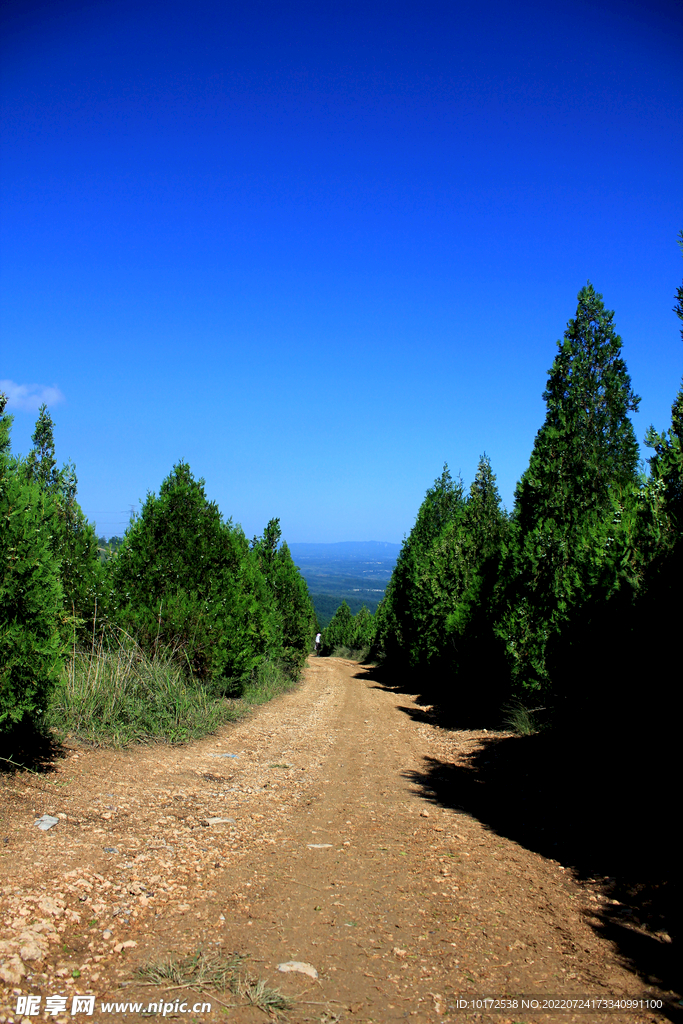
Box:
251;519;317;673
378;465;465;668
26;405;103;637
109;461;279;687
499;283;640;695
0;395;64;733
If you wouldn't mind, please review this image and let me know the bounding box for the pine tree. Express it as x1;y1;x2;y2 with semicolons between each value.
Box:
644;233;683;525
26;404;60;493
320;600;354;654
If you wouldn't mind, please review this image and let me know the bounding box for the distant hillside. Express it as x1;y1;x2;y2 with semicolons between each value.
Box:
288;541;401;561
288;541;400;628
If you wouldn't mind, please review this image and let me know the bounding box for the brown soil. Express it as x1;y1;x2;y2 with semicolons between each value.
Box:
0;658;677;1024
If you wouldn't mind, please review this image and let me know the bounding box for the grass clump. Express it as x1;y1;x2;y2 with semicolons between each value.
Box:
240;657;300;706
138;948;246;989
46;631;301;748
502;698;544;736
138;949;292;1017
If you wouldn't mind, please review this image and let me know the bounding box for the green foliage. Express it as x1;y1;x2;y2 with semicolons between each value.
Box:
26;405;104;638
46;630;300;747
543;245;683;735
108;466;315;691
319;600;376;657
496;283;641;697
310;592;381;628
376;456;508;718
320;599;354;654
0;396;64;733
109;462;272;689
378;265;681;741
251;521;317;674
46;630;236;746
379;465;465;668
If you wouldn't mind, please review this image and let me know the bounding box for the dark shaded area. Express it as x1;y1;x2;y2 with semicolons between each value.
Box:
358;664;681;1015
0;723;66;774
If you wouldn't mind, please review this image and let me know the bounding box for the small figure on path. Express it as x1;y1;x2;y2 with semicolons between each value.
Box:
315;632;322;653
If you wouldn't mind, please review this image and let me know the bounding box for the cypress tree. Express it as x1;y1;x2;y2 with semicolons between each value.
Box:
26;405;103;638
500;283;640;696
0;395;64;733
251;520;317;674
379;465;465;670
110;461;277;687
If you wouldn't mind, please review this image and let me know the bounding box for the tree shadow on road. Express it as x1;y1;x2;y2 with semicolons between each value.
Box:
0;723;66;775
408;732;680;1011
355;664;681;1015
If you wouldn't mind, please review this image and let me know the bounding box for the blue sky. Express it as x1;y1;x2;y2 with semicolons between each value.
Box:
2;0;681;543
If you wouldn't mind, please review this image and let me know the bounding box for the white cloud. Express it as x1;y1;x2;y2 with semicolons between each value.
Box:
0;379;65;412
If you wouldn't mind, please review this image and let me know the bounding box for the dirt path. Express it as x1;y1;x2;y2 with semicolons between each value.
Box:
0;658;671;1024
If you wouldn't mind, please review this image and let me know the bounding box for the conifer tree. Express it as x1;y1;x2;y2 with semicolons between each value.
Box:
500;283;640;695
320;600;354;654
0;395;63;733
251;520;316;673
644;233;683;525
26;405;103;637
379;465;464;668
110;462;279;687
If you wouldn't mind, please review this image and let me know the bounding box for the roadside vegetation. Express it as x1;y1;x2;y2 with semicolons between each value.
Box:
318;240;682;769
318;600;377;660
0;406;316;748
371;267;682;748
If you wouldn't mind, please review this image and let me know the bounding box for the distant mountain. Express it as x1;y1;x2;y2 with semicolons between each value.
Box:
288;541;401;561
286;542;401;627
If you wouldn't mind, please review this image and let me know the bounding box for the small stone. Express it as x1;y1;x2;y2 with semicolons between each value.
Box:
277;960;318;980
18;938;45;961
420;810;429;817
113;940;137;953
102;930;113;940
35;815;59;831
0;956;26;986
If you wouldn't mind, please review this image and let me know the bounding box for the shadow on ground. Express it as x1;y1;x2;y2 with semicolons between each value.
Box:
0;725;66;775
357;664;681;1016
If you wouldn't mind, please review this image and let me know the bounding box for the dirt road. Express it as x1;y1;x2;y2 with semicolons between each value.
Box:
0;658;671;1023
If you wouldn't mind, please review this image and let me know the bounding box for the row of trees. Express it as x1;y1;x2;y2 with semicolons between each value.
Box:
0;407;316;734
371;264;682;734
319;600;376;655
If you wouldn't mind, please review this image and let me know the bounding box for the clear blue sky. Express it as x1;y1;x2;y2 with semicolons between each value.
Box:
2;0;681;543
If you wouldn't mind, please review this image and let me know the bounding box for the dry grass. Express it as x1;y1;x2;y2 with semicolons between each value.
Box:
138;949;293;1017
